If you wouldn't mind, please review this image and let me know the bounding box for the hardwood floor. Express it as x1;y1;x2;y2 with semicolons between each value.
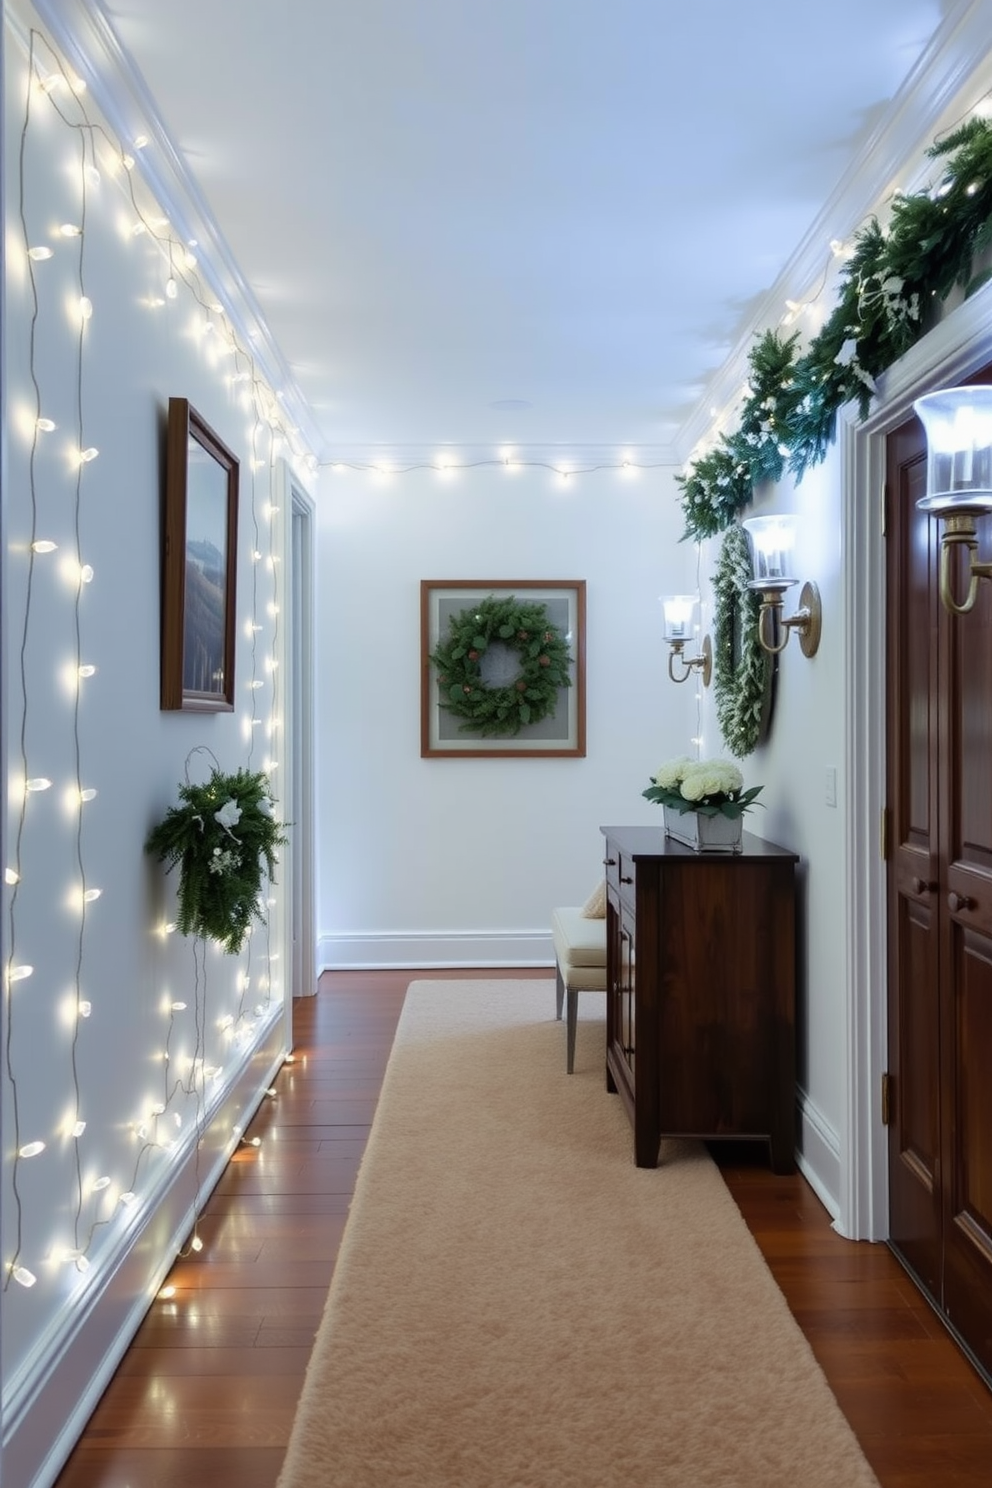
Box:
54;970;992;1488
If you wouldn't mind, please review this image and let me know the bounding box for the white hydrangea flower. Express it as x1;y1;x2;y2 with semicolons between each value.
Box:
679;759;743;802
652;756;694;789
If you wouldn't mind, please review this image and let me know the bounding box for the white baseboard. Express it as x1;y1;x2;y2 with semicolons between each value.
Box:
795;1086;842;1222
318;928;555;971
5;1010;288;1488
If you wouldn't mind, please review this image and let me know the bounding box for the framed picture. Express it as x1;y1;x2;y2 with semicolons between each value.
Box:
161;398;239;712
421;579;586;757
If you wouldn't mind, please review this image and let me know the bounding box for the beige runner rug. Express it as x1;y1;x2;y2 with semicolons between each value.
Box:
278;979;879;1488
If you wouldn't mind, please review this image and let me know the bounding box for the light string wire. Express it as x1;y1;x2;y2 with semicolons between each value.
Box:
4;28;289;1292
693;542;703;759
4;26;46;1292
69;115;92;1264
321;455;672;479
25;30;313;477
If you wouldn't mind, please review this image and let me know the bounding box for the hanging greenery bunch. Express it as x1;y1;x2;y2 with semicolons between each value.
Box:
430;594;572;736
678;116;992;541
711;525;773;759
146;766;288;954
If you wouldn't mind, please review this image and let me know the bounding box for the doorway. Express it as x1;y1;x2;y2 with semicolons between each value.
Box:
885;394;992;1382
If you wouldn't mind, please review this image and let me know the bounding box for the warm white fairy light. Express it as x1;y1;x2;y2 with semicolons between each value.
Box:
19;1141;46;1158
11;1267;37;1289
5;29;294;1314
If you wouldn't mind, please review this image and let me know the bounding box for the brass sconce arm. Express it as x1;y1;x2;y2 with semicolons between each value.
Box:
937;512;992;615
752;582;822;658
667;634;712;687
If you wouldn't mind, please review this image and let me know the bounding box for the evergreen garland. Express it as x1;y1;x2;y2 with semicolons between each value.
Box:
711;526;773;759
429;594;572;736
680;117;992;540
146;767;288;955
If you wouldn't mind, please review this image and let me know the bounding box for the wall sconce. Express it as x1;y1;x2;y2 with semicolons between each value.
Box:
914;384;992;615
741;514;822;657
660;595;711;685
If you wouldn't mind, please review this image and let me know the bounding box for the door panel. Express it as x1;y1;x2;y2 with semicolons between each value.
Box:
887;423;941;1297
887;393;992;1384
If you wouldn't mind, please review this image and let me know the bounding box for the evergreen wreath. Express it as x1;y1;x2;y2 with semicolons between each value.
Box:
712;526;773;759
678;116;992;541
430;593;572;736
146;761;288;954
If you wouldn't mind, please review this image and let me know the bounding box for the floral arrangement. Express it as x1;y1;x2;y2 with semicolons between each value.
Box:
146;766;288;954
643;756;763;819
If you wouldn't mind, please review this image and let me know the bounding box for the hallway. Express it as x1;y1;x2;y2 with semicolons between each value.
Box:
54;972;992;1488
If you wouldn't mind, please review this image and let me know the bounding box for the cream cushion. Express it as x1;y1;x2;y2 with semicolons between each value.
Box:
551;906;607;970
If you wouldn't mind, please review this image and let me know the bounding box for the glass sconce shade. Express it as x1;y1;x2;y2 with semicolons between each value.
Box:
740;513;821;658
914;385;992;515
660;594;697;641
741;514;798;590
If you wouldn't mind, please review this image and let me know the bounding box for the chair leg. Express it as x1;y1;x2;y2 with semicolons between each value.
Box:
567;988;578;1073
555;965;565;1021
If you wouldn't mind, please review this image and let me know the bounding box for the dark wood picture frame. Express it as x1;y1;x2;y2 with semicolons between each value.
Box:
161;398;239;712
421;579;586;758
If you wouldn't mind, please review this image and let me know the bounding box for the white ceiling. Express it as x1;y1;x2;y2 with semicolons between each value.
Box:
49;0;979;458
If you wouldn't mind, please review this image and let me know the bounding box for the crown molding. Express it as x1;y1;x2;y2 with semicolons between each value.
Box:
15;0;327;461
674;0;992;466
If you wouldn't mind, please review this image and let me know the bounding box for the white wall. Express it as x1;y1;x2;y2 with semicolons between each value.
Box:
2;8;300;1484
696;455;850;1213
315;462;701;966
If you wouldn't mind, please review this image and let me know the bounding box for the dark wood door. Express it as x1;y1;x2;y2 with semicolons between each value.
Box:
886;401;992;1381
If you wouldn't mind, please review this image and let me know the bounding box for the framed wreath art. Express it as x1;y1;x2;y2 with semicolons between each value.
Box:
146;757;288;954
421;580;586;757
711;526;776;759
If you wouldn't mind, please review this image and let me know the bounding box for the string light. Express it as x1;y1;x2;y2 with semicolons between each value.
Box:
5;22;292;1308
321;452;672;481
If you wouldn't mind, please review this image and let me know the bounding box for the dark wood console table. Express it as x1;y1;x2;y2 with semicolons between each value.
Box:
601;824;799;1171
